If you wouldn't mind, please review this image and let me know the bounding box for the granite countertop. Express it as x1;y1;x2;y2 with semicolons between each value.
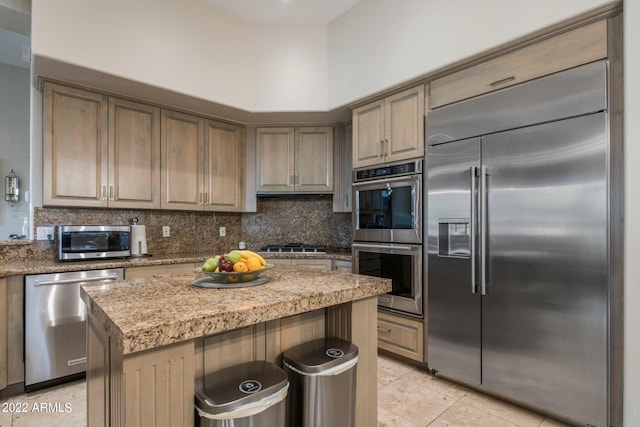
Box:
80;264;389;355
0;250;351;278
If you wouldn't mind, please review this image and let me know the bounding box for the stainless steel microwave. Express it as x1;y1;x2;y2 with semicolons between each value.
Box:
58;225;131;261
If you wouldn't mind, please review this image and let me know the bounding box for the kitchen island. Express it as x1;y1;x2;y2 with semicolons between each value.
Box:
80;264;390;427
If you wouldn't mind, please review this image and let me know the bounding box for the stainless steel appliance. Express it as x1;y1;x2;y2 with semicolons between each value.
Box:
25;268;124;391
353;242;422;316
352;159;423;317
426;61;618;426
352;159;422;244
58;224;131;261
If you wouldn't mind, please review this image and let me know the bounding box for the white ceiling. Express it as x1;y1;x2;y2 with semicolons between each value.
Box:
203;0;361;25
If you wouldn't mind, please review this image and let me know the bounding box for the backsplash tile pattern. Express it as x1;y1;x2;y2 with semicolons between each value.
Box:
0;198;351;262
242;197;351;250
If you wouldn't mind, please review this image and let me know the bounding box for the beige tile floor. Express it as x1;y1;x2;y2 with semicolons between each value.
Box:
1;354;568;427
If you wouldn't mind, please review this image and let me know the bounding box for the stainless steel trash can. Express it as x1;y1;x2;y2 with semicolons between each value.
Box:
195;360;289;427
282;337;358;427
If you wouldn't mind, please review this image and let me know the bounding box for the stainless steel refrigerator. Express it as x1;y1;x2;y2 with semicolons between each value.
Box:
426;61;618;426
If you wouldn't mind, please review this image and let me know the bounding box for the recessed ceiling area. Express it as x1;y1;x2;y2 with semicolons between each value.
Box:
203;0;361;25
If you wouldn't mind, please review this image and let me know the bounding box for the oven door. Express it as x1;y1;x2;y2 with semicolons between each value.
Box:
353;242;423;317
352;174;421;244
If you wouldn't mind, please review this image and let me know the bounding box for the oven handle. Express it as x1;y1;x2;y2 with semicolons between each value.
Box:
33;275;121;287
352;174;420;186
352;243;414;251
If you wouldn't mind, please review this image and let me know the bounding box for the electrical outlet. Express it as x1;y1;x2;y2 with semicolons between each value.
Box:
162;226;170;237
37;226;54;240
219;226;226;237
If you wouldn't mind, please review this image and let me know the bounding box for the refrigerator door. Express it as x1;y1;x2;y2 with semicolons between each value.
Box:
481;112;608;426
427;137;481;385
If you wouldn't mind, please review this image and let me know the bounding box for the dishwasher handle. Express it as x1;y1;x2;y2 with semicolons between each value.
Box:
33;275;121;287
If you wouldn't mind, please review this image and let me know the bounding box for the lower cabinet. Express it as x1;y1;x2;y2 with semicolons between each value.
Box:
333;259;353;272
264;258;333;270
124;263;200;279
0;276;24;392
377;310;424;362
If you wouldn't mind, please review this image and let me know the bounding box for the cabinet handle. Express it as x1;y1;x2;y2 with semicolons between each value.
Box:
489;75;516;87
295;173;300;185
207;192;211;205
109;185;114;201
101;185;107;200
290;174;295;186
380;139;384;157
199;191;203;205
384;138;389;156
377;327;391;333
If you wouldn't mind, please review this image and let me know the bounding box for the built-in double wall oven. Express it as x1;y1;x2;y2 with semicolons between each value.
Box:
352;159;423;317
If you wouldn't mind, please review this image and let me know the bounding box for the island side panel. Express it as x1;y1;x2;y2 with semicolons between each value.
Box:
87;314;110;427
122;341;195;427
326;296;378;427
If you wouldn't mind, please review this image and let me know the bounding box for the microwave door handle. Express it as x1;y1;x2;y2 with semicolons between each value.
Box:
351;243;413;251
470;166;477;294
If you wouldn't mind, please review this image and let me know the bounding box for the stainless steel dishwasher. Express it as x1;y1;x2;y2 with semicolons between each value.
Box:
24;268;124;391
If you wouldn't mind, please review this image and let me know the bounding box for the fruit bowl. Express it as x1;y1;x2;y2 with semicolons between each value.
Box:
200;264;274;284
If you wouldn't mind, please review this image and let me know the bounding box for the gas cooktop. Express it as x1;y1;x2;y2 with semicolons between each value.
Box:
260;243;327;254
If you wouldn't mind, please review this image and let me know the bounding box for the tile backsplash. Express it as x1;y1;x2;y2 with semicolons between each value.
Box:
0;197;351;262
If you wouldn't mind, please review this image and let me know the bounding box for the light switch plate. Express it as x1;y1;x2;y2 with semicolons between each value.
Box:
162;226;170;237
219;226;226;237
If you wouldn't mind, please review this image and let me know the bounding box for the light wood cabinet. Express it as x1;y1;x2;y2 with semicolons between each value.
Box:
332;259;352;272
352;85;424;168
43;83;109;207
43;83;161;208
0;277;6;391
333;123;353;212
0;276;24;391
161;110;245;211
377;310;424;362
430;20;607;108
124;262;199;280
256;126;334;193
263;258;333;270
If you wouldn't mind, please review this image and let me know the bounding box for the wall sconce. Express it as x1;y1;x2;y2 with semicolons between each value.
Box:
5;169;20;203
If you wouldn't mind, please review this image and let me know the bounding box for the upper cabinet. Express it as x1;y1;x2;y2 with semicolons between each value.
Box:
161;110;245;212
430;20;607;109
256;126;333;193
333;123;353;213
352;85;425;168
43;83;161;208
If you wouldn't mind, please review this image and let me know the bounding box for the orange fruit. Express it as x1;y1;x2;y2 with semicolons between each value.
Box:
233;261;248;272
246;257;261;271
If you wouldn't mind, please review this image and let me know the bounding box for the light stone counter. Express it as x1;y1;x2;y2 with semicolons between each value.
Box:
81;264;387;427
81;264;386;355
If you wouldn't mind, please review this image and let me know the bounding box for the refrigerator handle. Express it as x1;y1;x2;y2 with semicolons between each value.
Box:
470;166;477;294
480;165;488;295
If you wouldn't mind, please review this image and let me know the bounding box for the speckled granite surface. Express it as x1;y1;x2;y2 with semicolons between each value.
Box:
81;264;389;355
0;251;350;278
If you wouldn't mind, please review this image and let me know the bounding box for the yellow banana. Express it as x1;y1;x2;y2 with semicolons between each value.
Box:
239;250;267;266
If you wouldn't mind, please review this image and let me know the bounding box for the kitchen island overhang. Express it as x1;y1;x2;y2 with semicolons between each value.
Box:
80;264;390;427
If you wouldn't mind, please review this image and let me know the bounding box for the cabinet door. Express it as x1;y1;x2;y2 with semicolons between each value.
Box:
333;124;353;212
385;85;425;163
109;98;161;209
43;83;109;207
204;120;244;211
256;127;295;193
333;259;352;272
161;109;205;210
352;100;384;168
295;127;333;193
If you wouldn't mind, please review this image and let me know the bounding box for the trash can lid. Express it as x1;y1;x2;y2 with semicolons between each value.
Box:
195;360;288;415
282;337;358;374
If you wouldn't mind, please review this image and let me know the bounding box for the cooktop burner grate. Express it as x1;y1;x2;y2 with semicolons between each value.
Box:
260;243;327;253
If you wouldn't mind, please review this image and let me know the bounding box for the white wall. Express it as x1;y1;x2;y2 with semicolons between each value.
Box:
0;62;29;239
327;0;614;108
624;0;640;424
32;0;255;110
251;24;327;112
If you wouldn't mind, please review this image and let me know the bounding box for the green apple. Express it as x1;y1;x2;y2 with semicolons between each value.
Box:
203;255;220;272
